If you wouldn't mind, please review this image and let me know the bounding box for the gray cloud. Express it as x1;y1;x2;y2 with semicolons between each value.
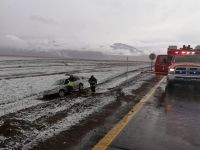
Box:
1;0;200;55
30;15;58;25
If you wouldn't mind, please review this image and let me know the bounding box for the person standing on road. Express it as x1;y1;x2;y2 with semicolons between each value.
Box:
88;75;97;93
66;75;74;94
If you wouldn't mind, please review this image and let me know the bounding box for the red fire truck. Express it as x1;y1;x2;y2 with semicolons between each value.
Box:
154;45;200;75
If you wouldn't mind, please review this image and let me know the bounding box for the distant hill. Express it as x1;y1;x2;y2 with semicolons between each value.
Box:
0;35;150;60
0;48;150;61
110;43;144;54
0;48;59;58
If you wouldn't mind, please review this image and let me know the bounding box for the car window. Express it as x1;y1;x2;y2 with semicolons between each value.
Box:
73;76;80;81
53;79;65;85
159;55;172;63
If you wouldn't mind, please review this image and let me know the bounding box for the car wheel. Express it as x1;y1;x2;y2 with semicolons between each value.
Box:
59;90;65;98
79;83;84;92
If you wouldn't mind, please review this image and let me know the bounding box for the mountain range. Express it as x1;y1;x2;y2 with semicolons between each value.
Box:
110;43;144;54
0;43;149;61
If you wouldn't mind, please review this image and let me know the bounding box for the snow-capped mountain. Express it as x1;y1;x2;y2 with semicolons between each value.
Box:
0;35;149;61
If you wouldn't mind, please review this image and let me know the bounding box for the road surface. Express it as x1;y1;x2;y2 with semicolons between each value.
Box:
106;79;200;150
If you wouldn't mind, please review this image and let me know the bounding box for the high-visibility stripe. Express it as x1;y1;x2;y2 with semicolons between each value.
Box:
67;80;73;87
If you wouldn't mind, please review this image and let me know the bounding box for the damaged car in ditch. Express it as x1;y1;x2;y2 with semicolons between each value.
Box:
43;75;84;98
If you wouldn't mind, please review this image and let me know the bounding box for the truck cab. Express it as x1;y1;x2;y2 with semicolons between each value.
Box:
154;45;200;75
167;55;200;86
155;55;173;75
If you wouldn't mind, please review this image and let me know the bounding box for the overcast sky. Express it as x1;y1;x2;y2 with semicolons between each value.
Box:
1;0;200;55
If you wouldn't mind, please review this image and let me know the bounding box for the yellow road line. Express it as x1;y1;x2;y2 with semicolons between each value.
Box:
92;77;164;150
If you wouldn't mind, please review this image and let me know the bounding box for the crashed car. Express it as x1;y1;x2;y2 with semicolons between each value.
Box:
43;75;84;98
167;55;200;86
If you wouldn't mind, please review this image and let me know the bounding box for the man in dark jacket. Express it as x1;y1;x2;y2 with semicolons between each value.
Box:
88;75;97;93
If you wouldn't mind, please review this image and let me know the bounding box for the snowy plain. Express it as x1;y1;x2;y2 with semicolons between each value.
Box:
0;56;152;149
0;57;149;117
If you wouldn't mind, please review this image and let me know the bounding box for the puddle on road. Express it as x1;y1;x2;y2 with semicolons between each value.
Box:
152;82;200;131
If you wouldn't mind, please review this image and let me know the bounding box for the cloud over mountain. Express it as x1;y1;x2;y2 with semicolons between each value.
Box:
110;43;144;55
0;35;28;49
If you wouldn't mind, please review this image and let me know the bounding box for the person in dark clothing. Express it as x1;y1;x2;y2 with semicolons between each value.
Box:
88;75;97;93
69;75;74;81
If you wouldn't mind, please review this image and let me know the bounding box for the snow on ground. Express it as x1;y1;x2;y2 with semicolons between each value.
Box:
122;73;155;96
14;96;87;122
97;71;141;93
0;56;46;61
22;95;116;150
0;57;153;150
0;56;149;117
0;74;64;104
19;72;154;150
0;65;78;78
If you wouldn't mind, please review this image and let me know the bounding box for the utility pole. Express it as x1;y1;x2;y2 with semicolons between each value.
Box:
126;56;128;82
127;56;128;72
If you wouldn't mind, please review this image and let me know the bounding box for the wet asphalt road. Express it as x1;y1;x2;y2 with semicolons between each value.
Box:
107;80;200;150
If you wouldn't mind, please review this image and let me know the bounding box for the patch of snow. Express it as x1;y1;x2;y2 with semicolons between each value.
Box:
0;58;149;117
17;97;87;122
0;96;44;117
22;96;115;150
0;135;6;141
122;74;155;95
0;74;64;104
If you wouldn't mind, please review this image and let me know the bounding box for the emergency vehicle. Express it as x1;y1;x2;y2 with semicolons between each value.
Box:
167;55;200;86
154;45;200;75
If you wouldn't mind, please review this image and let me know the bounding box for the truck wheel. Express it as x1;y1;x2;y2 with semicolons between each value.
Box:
59;90;65;98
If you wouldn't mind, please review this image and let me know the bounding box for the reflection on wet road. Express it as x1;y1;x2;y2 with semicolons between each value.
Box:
108;82;200;150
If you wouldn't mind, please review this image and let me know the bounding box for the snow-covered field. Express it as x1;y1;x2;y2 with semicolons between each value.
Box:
0;57;149;116
0;56;152;149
